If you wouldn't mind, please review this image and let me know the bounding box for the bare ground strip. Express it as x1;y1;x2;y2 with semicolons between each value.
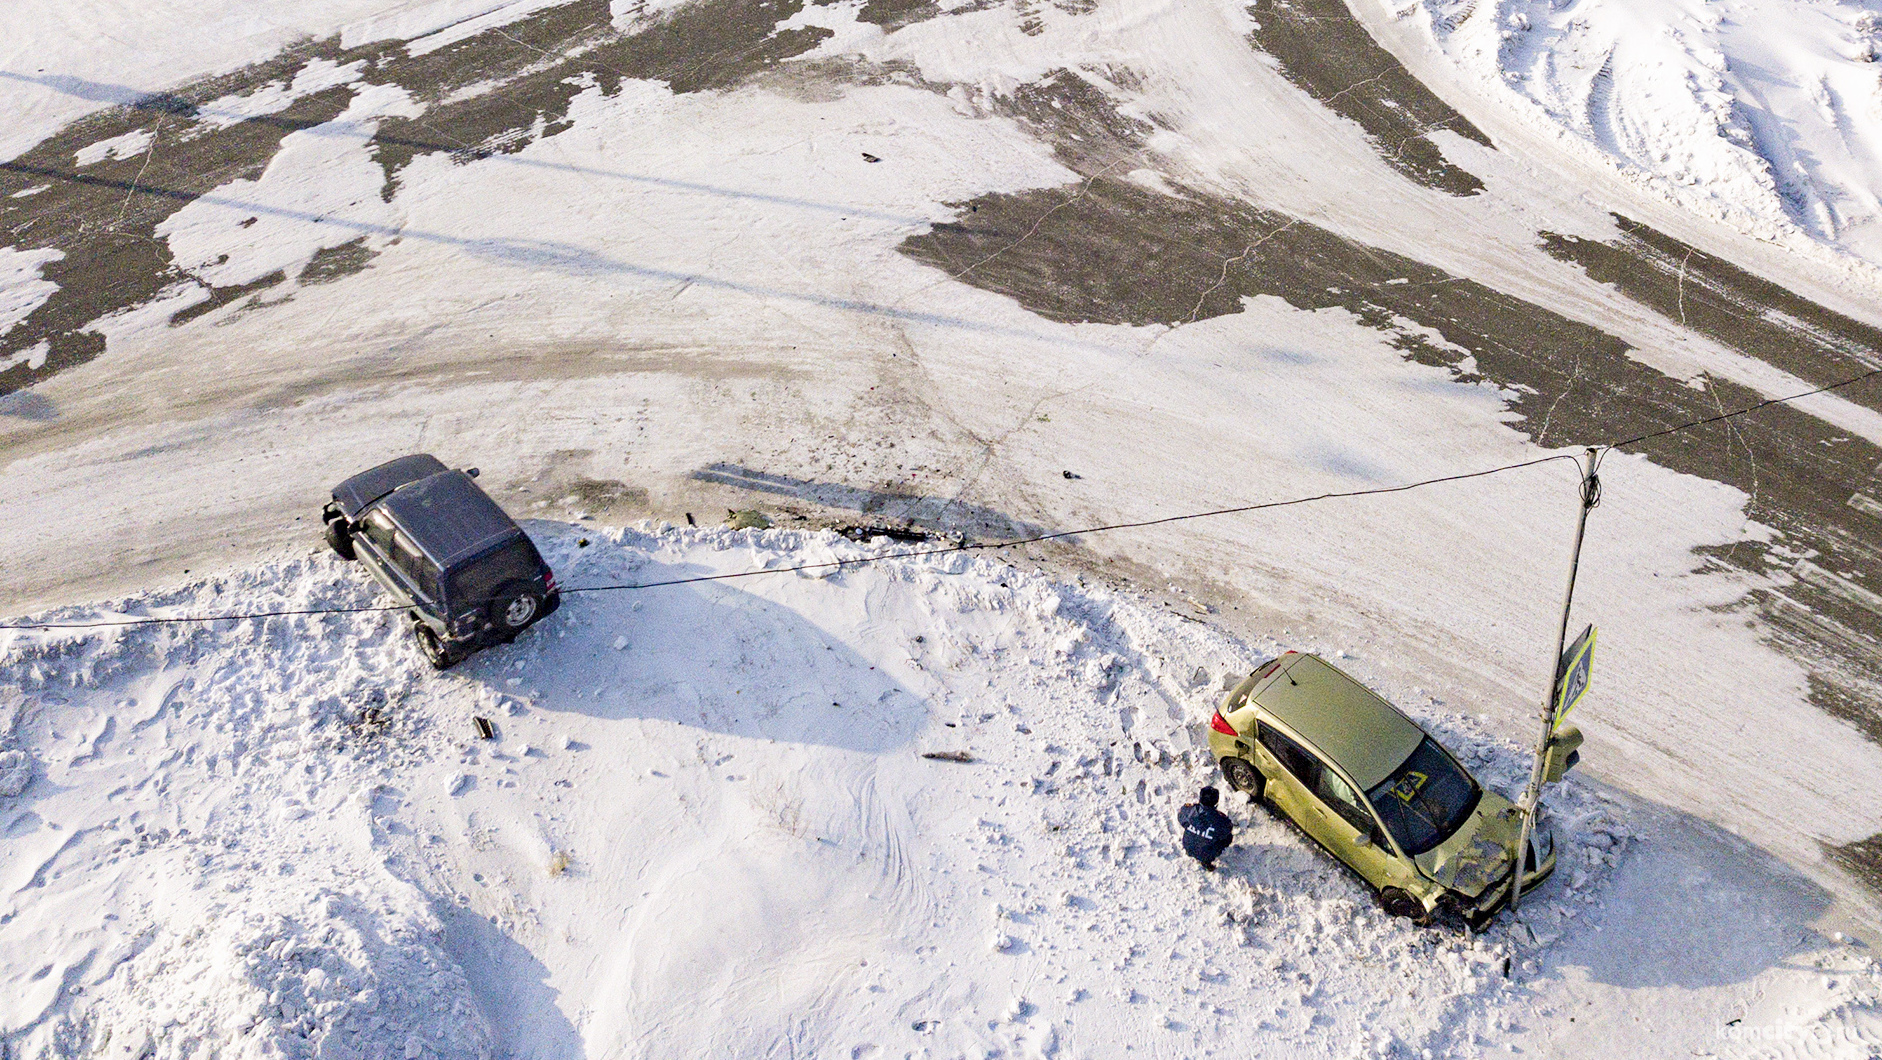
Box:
0;0;835;395
1246;0;1492;196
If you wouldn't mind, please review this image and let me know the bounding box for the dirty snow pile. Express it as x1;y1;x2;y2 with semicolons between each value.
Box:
1396;0;1882;264
2;526;1880;1058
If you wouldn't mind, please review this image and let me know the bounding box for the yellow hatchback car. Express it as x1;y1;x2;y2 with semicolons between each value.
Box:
1208;652;1555;925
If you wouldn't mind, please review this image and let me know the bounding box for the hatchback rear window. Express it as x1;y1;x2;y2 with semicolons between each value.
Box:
448;537;542;609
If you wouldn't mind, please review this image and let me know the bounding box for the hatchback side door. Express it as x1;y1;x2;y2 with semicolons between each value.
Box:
1259;724;1412;890
1253;723;1323;827
1300;758;1417;892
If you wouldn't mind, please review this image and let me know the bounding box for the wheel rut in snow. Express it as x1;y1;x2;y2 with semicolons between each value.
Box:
1246;0;1493;196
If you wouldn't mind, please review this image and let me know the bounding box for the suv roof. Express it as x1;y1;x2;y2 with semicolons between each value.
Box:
1255;654;1425;790
378;470;524;570
331;454;449;519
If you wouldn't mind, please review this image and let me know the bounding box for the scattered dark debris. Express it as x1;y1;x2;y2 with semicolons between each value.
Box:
1062;470;1081;479
839;523;932;544
473;716;495;740
861;152;881;163
685;512;696;526
922;750;975;763
577;537;590;548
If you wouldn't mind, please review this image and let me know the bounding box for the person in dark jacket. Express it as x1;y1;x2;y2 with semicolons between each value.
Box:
1179;786;1233;870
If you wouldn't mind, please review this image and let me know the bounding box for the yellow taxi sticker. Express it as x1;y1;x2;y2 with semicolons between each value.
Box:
1388;770;1429;803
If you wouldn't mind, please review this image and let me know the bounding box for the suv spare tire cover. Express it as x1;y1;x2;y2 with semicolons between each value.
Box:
490;583;542;630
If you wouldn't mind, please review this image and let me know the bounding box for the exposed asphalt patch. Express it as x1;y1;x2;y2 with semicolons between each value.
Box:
0;0;839;396
168;269;288;327
1246;0;1492;196
0;39;367;393
363;0;835;199
298;236;379;285
1542;215;1882;392
1825;833;1882;902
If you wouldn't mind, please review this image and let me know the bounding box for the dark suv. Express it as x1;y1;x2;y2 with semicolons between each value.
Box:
322;455;560;669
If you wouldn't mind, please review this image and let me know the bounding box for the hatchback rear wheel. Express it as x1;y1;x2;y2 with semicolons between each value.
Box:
1220;756;1264;802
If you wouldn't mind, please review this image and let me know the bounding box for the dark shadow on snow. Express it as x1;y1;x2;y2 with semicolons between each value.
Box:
690;462;1046;541
434;900;586;1060
449;546;926;755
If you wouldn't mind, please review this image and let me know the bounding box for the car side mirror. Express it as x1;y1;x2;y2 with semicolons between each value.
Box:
1354;828;1372;848
465;467;480;478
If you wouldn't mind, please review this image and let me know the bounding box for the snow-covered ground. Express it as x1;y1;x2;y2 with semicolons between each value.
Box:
7;0;1882;1054
1381;0;1882;268
3;527;1878;1058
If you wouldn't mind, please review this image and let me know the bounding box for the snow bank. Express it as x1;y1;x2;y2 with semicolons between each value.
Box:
69;885;491;1060
3;525;1875;1057
1401;0;1882;264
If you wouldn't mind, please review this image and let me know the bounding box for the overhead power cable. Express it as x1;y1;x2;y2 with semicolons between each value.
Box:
5;362;1879;633
562;453;1586;595
1602;365;1882;450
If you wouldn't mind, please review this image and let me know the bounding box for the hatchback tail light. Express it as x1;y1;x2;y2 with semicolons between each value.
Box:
544;569;558;594
1210;712;1237;736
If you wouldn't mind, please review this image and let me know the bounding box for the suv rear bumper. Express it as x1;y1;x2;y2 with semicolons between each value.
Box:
440;589;561;646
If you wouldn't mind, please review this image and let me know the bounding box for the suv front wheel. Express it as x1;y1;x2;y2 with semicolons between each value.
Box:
414;623;461;671
324;517;356;561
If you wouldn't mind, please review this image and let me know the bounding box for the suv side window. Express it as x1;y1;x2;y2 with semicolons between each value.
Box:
361;509;397;553
1315;768;1377;834
1257;726;1322;790
387;530;439;600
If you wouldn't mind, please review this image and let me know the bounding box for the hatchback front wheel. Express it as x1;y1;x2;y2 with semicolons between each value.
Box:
1379;886;1428;923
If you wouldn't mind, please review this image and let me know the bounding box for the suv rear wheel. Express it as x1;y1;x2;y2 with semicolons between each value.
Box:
489;582;543;632
324;517;356;561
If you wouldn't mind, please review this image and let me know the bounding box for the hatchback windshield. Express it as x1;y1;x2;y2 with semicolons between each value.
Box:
1367;737;1480;856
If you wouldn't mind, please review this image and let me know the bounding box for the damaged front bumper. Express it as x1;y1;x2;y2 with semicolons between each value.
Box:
1449;837;1558;926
